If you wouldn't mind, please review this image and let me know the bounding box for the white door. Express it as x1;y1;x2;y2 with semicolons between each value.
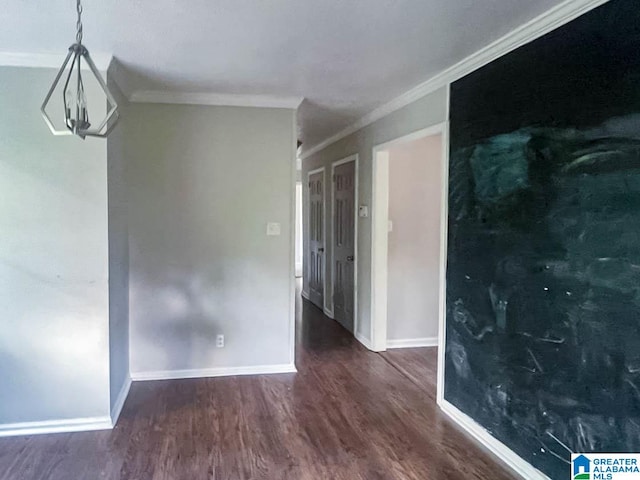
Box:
333;161;355;332
308;170;324;308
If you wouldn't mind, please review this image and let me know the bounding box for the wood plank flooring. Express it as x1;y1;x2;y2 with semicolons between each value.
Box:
0;287;516;480
378;347;439;399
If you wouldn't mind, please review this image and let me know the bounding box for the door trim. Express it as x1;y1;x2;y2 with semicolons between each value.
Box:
305;167;327;309
370;123;447;352
329;154;359;332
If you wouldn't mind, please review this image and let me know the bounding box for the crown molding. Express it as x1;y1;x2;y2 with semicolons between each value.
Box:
129;90;304;109
300;0;609;160
0;51;113;71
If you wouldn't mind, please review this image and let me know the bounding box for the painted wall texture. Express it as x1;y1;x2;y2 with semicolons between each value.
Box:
301;88;448;344
445;0;640;477
106;76;130;416
0;67;110;426
126;103;296;375
387;135;441;342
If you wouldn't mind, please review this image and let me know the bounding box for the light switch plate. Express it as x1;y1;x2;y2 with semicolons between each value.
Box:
266;222;281;236
358;205;369;218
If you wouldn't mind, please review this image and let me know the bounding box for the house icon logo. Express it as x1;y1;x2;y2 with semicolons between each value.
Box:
573;454;590;480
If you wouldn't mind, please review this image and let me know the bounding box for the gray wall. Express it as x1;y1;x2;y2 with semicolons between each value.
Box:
126;103;296;375
387;135;442;341
0;66;110;425
301;87;448;344
107;76;130;415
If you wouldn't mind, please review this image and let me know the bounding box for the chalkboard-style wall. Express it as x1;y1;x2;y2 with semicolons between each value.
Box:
445;0;640;477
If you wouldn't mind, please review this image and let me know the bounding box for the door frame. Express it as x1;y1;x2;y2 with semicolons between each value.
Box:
303;167;327;308
370;122;448;354
329;154;359;331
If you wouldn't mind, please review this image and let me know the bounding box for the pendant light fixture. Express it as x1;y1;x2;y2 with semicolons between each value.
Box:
41;0;119;139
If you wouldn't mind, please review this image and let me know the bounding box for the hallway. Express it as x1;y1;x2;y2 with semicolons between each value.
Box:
0;288;515;480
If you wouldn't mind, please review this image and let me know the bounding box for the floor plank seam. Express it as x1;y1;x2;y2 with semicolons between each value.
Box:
376;353;427;393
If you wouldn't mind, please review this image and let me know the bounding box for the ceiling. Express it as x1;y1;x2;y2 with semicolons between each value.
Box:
0;0;565;148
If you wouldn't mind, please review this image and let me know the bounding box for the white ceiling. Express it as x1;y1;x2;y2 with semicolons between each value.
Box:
0;0;565;148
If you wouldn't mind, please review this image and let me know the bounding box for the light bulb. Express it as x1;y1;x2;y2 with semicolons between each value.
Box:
65;89;73;117
78;86;89;126
78;88;86;109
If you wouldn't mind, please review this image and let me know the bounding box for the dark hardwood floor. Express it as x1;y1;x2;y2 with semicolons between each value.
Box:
378;347;439;400
0;284;516;480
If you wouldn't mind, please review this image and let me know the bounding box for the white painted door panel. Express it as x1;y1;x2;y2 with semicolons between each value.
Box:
308;171;324;308
333;161;355;332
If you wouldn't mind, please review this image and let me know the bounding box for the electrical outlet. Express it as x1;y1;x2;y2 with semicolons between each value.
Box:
216;334;224;348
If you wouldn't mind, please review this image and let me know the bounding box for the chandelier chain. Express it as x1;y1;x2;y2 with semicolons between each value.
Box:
76;0;83;44
40;0;120;138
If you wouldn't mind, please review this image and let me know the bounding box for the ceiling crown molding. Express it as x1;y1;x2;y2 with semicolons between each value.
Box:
300;0;609;160
0;51;113;71
129;90;304;109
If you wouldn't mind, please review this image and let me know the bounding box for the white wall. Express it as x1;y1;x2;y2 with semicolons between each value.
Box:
387;135;442;342
126;103;296;377
301;87;448;346
106;76;130;420
0;67;110;429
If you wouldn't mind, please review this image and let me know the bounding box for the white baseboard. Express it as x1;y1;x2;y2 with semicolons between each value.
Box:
131;363;297;382
355;331;375;351
110;375;132;427
323;307;334;319
0;416;112;438
301;290;310;300
438;399;549;480
387;337;438;349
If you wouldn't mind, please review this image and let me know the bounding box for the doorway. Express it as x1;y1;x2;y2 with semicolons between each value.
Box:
370;124;447;354
307;167;326;309
331;155;358;333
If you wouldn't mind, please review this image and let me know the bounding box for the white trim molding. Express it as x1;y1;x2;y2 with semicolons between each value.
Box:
370;146;389;352
0;416;112;438
355;331;374;351
371;124;447;353
0;51;113;71
439;399;550;480
110;376;132;427
129;90;304;109
300;0;608;160
323;307;335;319
301;289;310;300
437;116;450;406
387;337;438;349
131;363;297;382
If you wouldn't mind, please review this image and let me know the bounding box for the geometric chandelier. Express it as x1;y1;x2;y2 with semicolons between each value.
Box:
41;0;119;139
